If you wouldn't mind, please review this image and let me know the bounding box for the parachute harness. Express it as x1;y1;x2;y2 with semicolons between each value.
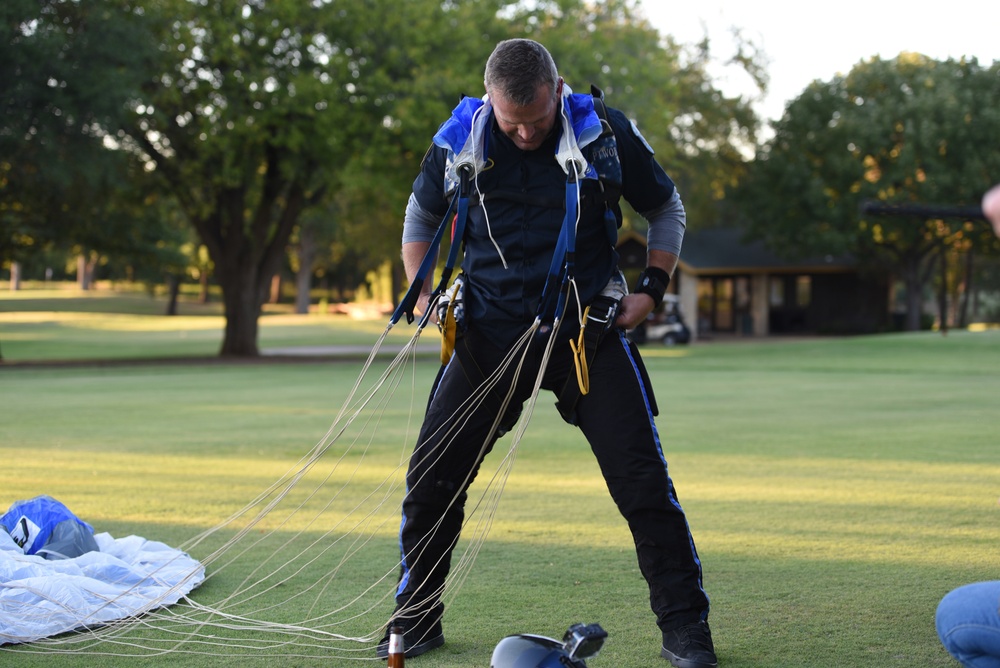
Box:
392;85;612;417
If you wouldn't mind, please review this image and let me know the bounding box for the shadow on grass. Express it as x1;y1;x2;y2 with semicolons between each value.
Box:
0;520;962;668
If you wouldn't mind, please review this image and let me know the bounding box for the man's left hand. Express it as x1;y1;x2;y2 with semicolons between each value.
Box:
615;293;656;330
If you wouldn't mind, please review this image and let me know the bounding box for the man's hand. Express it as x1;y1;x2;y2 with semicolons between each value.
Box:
616;250;678;330
615;292;656;330
984;183;1000;237
416;292;438;325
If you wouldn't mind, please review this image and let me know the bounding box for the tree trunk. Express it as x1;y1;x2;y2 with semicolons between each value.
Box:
391;261;404;309
957;248;974;327
210;208;296;356
902;262;923;331
165;274;181;316
188;160;308;357
77;253;96;290
219;272;263;357
294;225;317;314
269;273;282;304
935;248;948;335
294;266;313;314
9;262;21;291
198;271;210;303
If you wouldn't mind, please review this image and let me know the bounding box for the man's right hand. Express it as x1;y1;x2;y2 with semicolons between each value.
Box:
417;292;438;325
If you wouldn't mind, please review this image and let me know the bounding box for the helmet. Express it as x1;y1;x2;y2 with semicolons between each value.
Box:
490;634;585;668
490;624;607;668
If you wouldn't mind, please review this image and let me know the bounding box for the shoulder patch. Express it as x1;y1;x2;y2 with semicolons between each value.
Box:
629;119;655;154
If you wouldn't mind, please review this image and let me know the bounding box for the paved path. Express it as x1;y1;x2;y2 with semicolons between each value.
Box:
262;343;439;357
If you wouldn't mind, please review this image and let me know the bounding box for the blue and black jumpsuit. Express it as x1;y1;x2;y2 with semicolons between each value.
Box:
394;103;710;634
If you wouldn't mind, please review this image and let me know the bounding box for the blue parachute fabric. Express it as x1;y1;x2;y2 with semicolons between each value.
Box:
564;93;602;149
0;495;96;559
432;91;601;179
432;96;485;154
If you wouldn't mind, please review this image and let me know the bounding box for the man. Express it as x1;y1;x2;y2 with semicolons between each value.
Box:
378;39;716;668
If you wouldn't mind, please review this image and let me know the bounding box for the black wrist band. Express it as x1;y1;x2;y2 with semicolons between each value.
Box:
634;267;670;307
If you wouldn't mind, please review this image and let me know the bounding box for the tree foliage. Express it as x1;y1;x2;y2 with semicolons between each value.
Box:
732;54;1000;329
5;0;764;356
500;0;761;228
117;0;521;355
0;0;159;267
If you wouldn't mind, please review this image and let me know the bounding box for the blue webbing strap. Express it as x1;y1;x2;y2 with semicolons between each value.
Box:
390;193;455;326
437;169;471;292
536;173;580;323
389;168;471;326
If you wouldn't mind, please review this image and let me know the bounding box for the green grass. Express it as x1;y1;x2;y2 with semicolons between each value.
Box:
1;287;998;667
0;283;418;360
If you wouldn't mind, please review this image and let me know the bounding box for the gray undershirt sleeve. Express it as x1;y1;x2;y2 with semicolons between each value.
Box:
401;193;441;244
639;188;686;255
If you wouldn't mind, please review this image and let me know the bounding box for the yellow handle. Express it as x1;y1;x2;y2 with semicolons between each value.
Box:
440;301;457;364
570;305;591;395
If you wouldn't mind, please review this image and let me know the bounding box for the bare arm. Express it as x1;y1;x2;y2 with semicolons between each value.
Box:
402;240;437;321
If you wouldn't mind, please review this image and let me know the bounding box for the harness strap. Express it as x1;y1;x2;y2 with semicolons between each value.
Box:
390;168;471;327
534;173;581;324
555;295;620;424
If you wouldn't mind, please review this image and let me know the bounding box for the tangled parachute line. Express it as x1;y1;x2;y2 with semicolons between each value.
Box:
4;292;587;662
3;153;589;662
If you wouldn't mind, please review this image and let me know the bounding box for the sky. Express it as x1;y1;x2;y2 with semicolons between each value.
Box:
639;0;1000;122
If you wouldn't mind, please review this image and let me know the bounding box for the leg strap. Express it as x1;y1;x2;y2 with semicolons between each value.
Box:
555;296;619;425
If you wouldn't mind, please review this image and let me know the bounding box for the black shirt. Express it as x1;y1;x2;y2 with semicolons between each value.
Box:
411;105;676;347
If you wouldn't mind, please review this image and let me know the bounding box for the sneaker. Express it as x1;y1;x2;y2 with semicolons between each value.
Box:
375;616;445;659
660;620;717;668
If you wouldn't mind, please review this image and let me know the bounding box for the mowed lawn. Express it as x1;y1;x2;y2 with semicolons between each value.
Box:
1;287;998;667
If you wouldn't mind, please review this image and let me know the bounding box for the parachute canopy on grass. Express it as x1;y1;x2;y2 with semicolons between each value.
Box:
0;496;204;645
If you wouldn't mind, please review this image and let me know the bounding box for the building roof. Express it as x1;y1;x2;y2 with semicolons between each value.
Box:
675;227;856;275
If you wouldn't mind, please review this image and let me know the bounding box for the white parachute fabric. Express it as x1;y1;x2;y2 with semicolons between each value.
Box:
0;529;204;645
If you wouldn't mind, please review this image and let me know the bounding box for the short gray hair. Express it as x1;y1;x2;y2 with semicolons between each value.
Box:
484;39;559;106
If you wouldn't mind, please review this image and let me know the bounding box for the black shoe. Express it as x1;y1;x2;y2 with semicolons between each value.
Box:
660;620;717;668
375;616;445;659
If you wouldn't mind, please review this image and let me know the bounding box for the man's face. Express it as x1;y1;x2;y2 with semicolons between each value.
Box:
490;81;561;151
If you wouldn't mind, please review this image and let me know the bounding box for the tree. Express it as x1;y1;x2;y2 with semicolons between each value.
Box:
518;0;763;227
0;0;160;272
118;0;338;354
732;54;1000;330
121;0;510;356
6;0;764;355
